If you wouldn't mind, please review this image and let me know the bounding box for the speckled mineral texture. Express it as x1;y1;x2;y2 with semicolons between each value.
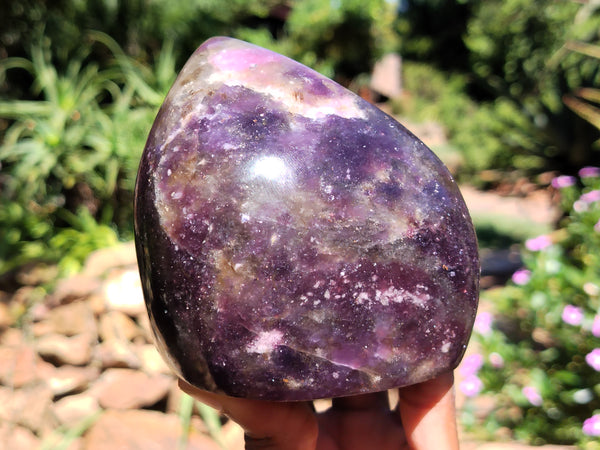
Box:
134;37;480;401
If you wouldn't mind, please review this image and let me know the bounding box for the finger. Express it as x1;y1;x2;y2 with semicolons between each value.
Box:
331;391;390;411
319;391;406;450
396;371;459;450
178;379;318;450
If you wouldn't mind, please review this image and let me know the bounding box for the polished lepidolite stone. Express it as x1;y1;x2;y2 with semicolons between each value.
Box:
134;37;479;401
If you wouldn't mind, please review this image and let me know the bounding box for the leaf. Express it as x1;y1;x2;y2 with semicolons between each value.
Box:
0;100;54;118
565;40;600;60
196;401;226;449
553;370;582;387
576;88;600;105
564;95;600;130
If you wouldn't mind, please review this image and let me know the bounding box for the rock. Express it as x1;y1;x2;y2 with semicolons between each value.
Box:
83;409;221;450
15;262;59;286
38;434;84;450
0;384;57;434
91;368;173;409
8;287;42;319
51;274;101;304
53;392;101;427
134;37;479;400
0;327;24;346
102;270;145;316
98;310;144;343
0;422;40;449
135;311;153;342
93;340;141;370
82;241;138;278
475;445;576;450
0;343;52;388
0;301;12;329
46;365;99;397
370;53;402;99
87;293;108;316
37;332;94;366
135;343;171;374
34;299;97;337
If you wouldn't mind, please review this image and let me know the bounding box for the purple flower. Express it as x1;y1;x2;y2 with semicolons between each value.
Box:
585;348;600;371
579;190;600;203
474;311;493;335
562;304;584;326
551;175;576;189
489;352;504;368
460;353;484;376
592;315;600;338
595;219;600;233
459;374;483;397
525;235;552;252
522;386;543;406
512;269;531;285
579;166;600;178
583;414;600;437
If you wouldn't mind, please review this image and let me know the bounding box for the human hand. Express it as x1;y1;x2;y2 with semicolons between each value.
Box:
179;371;459;450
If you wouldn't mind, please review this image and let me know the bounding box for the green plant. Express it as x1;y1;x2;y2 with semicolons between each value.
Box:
564;40;600;142
178;393;225;450
39;411;102;450
397;62;548;178
397;0;600;177
463;0;600;171
462;171;600;447
236;0;399;81
0;32;176;275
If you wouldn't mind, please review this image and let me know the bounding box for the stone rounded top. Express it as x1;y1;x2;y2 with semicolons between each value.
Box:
134;37;479;401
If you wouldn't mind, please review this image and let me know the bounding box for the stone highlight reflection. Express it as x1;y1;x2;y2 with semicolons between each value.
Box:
134;37;480;401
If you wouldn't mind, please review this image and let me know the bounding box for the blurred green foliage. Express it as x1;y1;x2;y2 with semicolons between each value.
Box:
0;32;176;275
464;0;599;170
398;0;600;178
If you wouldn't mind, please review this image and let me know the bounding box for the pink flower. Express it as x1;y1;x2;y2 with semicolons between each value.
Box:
583;414;600;436
573;200;588;212
522;386;543;406
551;175;576;189
512;269;531;285
579;190;600;203
592;315;600;338
459;374;483;397
579;166;600;178
460;353;484;376
489;352;504;368
595;219;600;233
562;305;584;326
474;311;493;335
525;235;552;251
585;348;600;371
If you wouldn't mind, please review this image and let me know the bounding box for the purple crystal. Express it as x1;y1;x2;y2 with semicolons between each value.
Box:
134;37;479;401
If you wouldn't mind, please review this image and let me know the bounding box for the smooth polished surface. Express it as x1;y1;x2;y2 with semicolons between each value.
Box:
134;37;479;400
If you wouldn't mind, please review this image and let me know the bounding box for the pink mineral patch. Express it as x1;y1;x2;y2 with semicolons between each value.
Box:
209;47;280;72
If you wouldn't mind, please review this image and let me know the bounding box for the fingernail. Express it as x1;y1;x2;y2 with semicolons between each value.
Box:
178;379;224;411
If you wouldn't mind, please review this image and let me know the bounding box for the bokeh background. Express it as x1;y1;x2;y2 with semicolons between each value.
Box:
1;0;600;448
